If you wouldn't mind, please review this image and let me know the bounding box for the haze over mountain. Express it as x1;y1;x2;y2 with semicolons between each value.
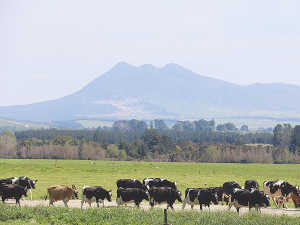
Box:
1;62;300;123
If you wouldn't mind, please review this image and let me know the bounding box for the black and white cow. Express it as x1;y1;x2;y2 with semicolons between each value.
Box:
182;188;203;209
264;180;299;208
116;188;149;207
197;188;219;210
229;189;270;214
117;179;148;191
145;178;177;190
245;179;259;191
0;176;37;200
0;184;28;206
148;186;182;210
222;181;241;205
81;186;112;209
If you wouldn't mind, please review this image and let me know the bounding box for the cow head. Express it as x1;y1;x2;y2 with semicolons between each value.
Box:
106;189;112;202
72;185;79;199
30;180;38;189
207;189;219;205
141;190;149;201
176;190;183;203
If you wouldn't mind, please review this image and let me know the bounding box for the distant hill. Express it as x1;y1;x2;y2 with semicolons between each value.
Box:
1;62;300;122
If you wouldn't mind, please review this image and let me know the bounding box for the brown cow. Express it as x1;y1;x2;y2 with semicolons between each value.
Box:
290;192;300;208
46;185;79;206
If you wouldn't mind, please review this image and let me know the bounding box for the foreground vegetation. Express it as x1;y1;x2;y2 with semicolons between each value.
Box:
0;204;299;225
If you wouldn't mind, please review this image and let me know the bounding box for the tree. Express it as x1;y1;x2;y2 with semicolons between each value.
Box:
224;122;236;131
240;125;249;132
172;122;184;131
105;145;120;158
194;119;215;131
282;124;293;149
154;119;168;130
112;122;132;131
273;124;293;149
182;121;195;131
216;124;227;132
141;128;161;151
0;130;17;146
235;138;245;146
290;125;300;153
93;130;101;143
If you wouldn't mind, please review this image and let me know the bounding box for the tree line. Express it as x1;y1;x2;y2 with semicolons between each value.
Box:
2;119;300;164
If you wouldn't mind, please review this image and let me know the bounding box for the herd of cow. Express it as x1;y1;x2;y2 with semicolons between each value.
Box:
1;176;300;214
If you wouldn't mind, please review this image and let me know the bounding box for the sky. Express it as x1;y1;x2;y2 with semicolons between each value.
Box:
1;0;300;106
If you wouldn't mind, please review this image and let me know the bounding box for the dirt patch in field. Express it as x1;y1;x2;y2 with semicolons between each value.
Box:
4;200;300;216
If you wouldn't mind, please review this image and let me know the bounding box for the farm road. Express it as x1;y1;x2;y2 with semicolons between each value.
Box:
5;200;300;216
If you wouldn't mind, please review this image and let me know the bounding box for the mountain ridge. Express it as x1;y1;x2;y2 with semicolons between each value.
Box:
0;62;300;122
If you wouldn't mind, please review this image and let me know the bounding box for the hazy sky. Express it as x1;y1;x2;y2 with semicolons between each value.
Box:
1;0;300;106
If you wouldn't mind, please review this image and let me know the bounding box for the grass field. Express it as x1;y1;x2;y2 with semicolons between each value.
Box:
0;204;299;225
1;159;300;204
1;159;300;224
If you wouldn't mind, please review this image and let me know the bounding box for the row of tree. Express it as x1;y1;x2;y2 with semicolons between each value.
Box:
1;122;300;163
1;129;299;164
14;129;274;146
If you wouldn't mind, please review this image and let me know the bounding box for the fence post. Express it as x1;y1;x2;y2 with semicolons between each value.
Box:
164;209;171;225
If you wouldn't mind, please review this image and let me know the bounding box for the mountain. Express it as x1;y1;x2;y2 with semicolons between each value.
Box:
1;62;300;122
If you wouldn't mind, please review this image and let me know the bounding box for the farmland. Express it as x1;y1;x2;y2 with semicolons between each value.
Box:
1;159;300;201
1;159;300;224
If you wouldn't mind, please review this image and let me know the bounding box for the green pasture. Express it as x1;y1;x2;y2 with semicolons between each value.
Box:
1;159;300;206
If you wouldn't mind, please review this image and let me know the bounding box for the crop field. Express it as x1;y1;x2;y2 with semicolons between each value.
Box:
1;159;300;224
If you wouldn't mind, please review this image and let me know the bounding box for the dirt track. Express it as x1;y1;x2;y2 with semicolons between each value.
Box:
4;199;300;216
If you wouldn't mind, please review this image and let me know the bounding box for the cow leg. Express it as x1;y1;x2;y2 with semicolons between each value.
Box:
237;207;240;214
228;201;233;210
80;200;84;209
29;189;32;200
283;197;288;209
49;197;54;206
62;198;68;207
135;201;140;207
2;197;6;203
191;205;194;210
96;200;99;207
168;203;174;210
16;198;21;207
181;196;188;210
272;197;279;208
200;204;203;211
222;193;225;205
